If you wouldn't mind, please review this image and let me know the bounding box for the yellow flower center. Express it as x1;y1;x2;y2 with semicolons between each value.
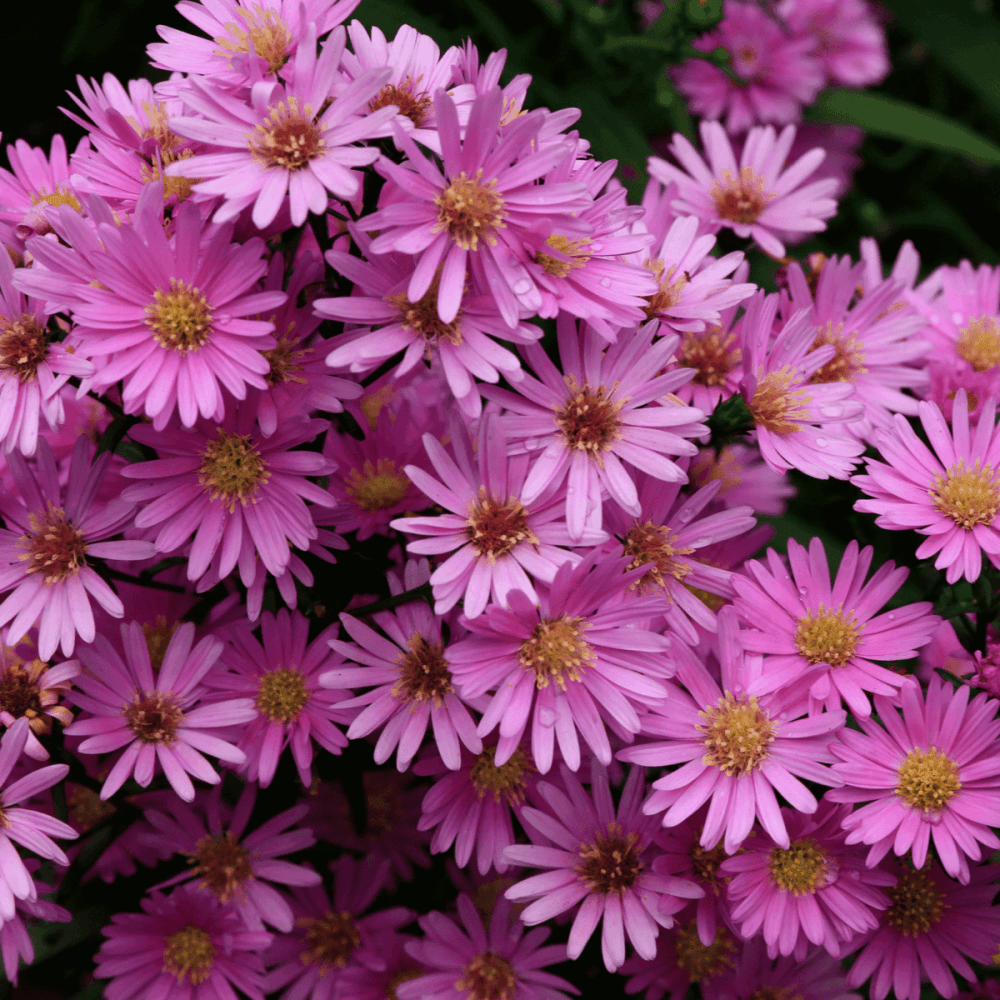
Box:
884;864;946;936
263;336;308;387
794;604;863;667
198;430;270;510
690;446;743;495
643;259;689;319
678;325;741;387
214;4;293;75
467;491;536;560
249;98;325;171
434;170;507;251
31;187;83;214
162;925;216;985
555;378;623;455
930;460;1000;530
809;322;867;384
711;167;773;225
622;520;694;593
256;667;310;723
369;77;432;127
469;746;534;804
699;693;776;776
142;616;180;672
956;315;1000;372
536;235;592;278
145;278;213;353
344;459;411;512
393;633;454;706
0;314;48;383
674;922;736;982
456;952;518;1000
191;832;254;902
749;367;811;434
896;747;961;812
768;837;830;894
576;825;644;894
518;615;594;690
298;910;361;971
386;273;464;349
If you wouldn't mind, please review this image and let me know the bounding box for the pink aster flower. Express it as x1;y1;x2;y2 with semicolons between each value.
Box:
63;621;255;801
689;443;795;516
322;559;483;770
733;537;939;718
827;675;1000;884
739;291;865;480
398;892;578;1000
674;1;824;134
359;87;591;329
504;762;702;972
449;552;675;774
0;718;77;921
263;854;415;998
120;412;334;585
167;27;397;228
16;187;285;430
392;413;591;618
94;884;271;1000
483;316;707;540
619;606;846;853
853;390;1000;584
0;859;71;987
0;435;155;660
846;859;1000;1000
720;799;894;959
649;121;838;257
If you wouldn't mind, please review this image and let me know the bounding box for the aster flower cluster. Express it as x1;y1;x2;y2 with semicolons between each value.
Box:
2;1;1000;999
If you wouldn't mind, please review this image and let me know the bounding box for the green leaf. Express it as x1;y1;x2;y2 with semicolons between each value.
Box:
808;88;1000;164
29;905;111;964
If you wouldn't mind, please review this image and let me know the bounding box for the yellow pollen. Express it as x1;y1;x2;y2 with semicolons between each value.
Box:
344;459;410;512
434;170;507;251
298;910;361;973
263;336;309;387
467;490;536;560
690;446;743;495
884;863;946;936
896;747;961;812
678;325;740;387
536;235;592;278
0;662;43;724
132;102;183;154
386;968;424;1000
142;616;180;672
674;922;736;982
794;604;863;668
576;825;644;895
749;367;811;434
141;148;200;203
622;520;694;594
369;77;432;127
0;314;48;383
162;925;216;985
690;840;729;893
198;429;270;511
393;633;454;706
555;377;623;456
810;322;867;384
699;693;776;776
191;832;254;902
145;278;214;353
214;5;293;75
956;315;1000;372
256;667;310;723
469;746;534;804
930;460;1000;530
386;273;464;352
249;97;326;171
124;690;184;745
768;838;830;894
19;505;88;585
31;187;83;214
711;167;773;225
456;951;518;1000
67;783;115;833
518;615;594;690
644;259;689;319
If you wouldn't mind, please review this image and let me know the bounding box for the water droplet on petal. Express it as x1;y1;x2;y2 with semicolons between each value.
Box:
600;277;611;288
513;279;532;295
815;438;827;447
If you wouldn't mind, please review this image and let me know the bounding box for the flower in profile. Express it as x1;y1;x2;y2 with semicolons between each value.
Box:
649;121;839;257
397;893;578;1000
619;607;845;854
449;552;674;774
827;675;1000;883
263;855;415;999
203;609;352;787
853;390;1000;584
0;644;79;760
0;435;155;660
733;537;939;718
504;763;702;972
0;135;83;244
94;884;271;1000
64;622;254;801
846;859;1000;1000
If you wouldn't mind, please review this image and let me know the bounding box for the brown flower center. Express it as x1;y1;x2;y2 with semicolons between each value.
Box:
768;838;830;894
0;314;48;383
956;315;1000;372
794;604;863;667
142;616;180;672
393;633;454;706
199;429;270;511
369;77;433;127
123;690;185;745
263;336;308;387
711;167;773;225
675;922;736;982
678;326;741;387
555;378;622;455
457;952;518;1000
469;746;534;804
699;693;776;777
256;667;310;723
20;506;88;585
931;460;1000;530
518;615;594;690
145;278;214;353
249;98;325;171
622;520;694;593
884;864;946;936
896;747;961;812
467;491;536;560
345;459;411;512
386;273;463;349
0;663;43;720
576;826;644;894
214;5;293;75
536;235;592;278
690;840;729;893
67;783;115;833
191;832;254;902
434;170;506;251
643;260;689;319
810;322;867;384
749;367;811;434
162;925;216;985
690;446;742;495
298;910;361;971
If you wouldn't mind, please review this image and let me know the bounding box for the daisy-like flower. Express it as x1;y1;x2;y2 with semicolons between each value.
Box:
504;763;702;972
739;291;866;480
263;854;415;999
120;412;334;585
202;609;352;787
720;799;895;959
392;414;592;618
0;644;79;760
322;558;483;771
144;783;322;932
649;121;839;258
846;859;1000;1000
94;884;271;1000
733;537;939;718
0;718;77;921
0;435;155;660
619;606;846;854
16;186;285;430
483;316;706;540
853;390;1000;584
0;860;71;987
689;443;796;516
167;27;396;228
63;622;255;801
359;86;590;328
449;552;675;774
398;892;578;1000
827;675;1000;884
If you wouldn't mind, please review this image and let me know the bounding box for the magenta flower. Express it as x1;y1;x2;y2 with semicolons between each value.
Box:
649;121;839;257
0;860;71;987
504;763;702;972
483;316;706;540
619;607;845;853
720;799;894;959
393;414;590;618
94;885;271;1000
689;443;796;516
853;390;1000;584
449;552;674;774
827;675;1000;884
202;609;352;787
733;537;939;717
0;435;155;660
0;135;83;246
846;859;1000;1000
398;893;578;1000
63;622;255;801
120;412;335;585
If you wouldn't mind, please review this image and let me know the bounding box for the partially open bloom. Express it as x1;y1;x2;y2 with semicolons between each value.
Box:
0;644;79;760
